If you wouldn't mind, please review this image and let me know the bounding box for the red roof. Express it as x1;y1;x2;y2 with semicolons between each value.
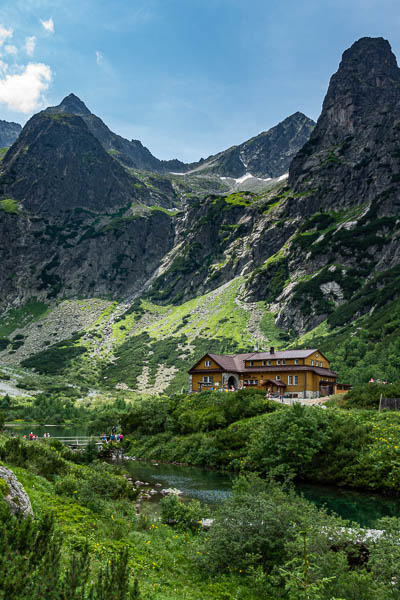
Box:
208;353;254;371
246;349;318;360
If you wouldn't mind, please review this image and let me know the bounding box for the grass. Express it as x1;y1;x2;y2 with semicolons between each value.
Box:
0;148;8;162
0;198;21;215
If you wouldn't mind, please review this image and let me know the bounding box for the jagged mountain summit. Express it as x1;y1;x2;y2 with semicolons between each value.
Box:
0;120;21;148
289;36;400;212
47;93;314;180
175;112;315;179
46;93;187;172
1;110;147;215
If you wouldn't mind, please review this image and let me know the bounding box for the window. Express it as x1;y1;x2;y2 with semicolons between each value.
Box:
203;376;213;383
250;379;258;385
204;360;211;367
267;360;271;366
249;360;254;366
311;360;314;366
277;360;281;365
262;360;266;366
294;359;298;365
288;375;298;385
282;359;286;365
316;353;319;358
276;375;281;381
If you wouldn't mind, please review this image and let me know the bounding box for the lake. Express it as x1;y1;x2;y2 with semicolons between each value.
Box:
122;459;400;528
6;423;400;527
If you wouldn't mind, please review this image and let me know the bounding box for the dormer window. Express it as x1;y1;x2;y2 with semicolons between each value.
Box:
294;359;299;365
282;359;286;365
267;360;271;366
277;360;281;365
205;360;211;367
249;361;253;366
262;360;266;366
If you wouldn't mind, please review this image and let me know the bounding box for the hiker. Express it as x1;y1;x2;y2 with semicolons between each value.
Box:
119;433;124;442
110;433;115;442
29;432;33;440
116;433;120;441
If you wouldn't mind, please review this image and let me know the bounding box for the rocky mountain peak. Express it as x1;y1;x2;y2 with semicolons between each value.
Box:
52;93;92;116
288;36;400;210
319;37;400;136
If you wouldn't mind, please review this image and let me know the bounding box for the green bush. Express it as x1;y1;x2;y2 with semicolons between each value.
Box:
54;462;139;509
0;437;68;478
199;475;338;574
161;494;204;532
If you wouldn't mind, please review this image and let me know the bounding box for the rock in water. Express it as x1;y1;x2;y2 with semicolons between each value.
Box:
0;466;33;517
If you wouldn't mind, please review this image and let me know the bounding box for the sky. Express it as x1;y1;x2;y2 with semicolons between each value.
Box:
1;0;400;162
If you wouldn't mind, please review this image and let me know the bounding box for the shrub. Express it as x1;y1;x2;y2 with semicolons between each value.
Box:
161;494;204;532
199;475;337;575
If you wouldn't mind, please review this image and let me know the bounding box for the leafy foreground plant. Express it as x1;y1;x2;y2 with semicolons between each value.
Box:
197;475;400;599
0;501;140;600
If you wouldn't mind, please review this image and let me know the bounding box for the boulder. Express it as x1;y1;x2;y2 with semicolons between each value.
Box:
0;466;33;517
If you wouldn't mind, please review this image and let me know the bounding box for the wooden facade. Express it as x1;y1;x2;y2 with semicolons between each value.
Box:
188;348;338;399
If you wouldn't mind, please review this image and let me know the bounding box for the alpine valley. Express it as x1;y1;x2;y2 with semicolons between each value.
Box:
1;36;400;396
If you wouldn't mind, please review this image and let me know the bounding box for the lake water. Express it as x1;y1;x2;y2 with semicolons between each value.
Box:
122;460;400;528
6;424;400;527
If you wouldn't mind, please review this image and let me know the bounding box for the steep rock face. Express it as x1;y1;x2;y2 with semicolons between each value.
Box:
0;110;176;311
0;111;145;215
0;466;33;517
247;37;400;334
179;113;315;178
148;187;295;305
47;94;187;172
288;37;400;214
0;120;21;148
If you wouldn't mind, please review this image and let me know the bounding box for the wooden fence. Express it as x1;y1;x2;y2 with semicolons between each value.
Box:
380;397;400;411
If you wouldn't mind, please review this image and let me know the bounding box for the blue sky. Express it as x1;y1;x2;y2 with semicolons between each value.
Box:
1;0;400;161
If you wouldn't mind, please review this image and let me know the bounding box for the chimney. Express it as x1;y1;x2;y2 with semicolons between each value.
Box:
270;346;275;354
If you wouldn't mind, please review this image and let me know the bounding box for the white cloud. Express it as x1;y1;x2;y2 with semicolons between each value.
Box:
40;18;54;34
0;25;13;47
4;44;17;55
25;36;36;57
96;50;104;66
0;62;52;113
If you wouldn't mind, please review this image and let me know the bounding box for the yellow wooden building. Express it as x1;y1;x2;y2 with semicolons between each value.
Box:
188;347;338;399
